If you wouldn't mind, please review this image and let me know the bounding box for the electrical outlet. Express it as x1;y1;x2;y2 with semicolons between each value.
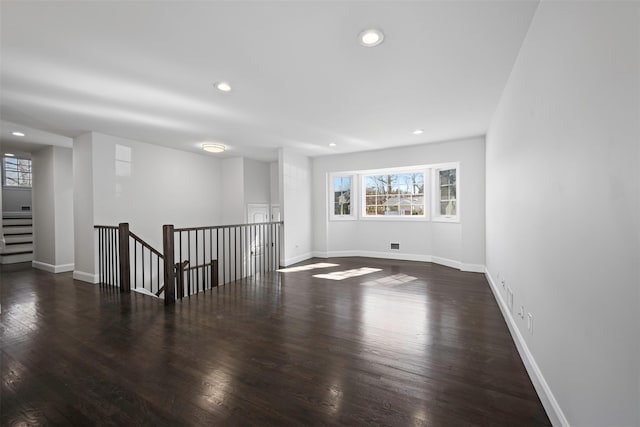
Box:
527;313;533;334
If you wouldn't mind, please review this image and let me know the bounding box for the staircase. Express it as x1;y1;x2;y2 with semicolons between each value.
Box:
1;215;33;264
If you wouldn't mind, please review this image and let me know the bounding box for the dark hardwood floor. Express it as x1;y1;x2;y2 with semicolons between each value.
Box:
1;258;550;426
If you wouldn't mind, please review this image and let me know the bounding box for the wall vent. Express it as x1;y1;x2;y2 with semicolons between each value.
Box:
20;205;31;211
390;243;400;250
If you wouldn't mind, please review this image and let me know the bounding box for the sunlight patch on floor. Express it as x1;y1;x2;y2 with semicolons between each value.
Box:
361;273;417;287
313;267;382;281
278;263;339;273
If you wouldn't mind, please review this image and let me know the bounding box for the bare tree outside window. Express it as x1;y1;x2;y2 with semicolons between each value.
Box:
364;172;424;216
3;157;32;187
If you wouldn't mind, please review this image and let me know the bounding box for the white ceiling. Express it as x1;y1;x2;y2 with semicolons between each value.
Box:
0;1;539;161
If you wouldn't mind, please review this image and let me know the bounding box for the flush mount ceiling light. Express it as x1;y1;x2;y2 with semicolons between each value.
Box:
11;131;25;137
202;143;225;153
214;81;232;92
359;29;384;47
412;129;424;135
5;153;15;157
329;142;337;147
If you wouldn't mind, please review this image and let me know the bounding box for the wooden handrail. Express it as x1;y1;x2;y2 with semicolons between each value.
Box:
174;220;283;232
129;231;164;259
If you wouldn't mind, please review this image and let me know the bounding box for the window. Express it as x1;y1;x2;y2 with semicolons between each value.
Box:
435;166;458;220
363;171;425;217
327;163;460;222
330;174;355;219
3;157;32;187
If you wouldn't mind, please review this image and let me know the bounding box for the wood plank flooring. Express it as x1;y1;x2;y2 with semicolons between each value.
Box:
1;258;551;426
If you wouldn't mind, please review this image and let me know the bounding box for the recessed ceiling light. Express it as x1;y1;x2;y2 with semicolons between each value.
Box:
11;131;25;137
202;143;225;153
329;143;337;147
5;153;15;157
412;129;424;135
214;82;232;92
359;29;384;47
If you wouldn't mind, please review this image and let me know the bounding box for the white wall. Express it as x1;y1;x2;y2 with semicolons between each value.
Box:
53;146;74;268
31;147;55;265
221;157;244;224
32;146;74;272
73;133;96;282
243;158;271;206
2;188;31;215
91;132;223;249
312;137;485;271
73;132;224;281
270;161;279;209
486;2;640;426
280;148;312;265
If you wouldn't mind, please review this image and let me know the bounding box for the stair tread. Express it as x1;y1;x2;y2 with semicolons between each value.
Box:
0;250;33;256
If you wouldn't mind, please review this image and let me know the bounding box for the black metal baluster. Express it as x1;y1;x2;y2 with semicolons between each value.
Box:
216;228;219;288
208;228;213;289
179;231;184;296
109;229;113;286
187;231;191;296
134;239;137;290
202;229;206;291
195;229;199;293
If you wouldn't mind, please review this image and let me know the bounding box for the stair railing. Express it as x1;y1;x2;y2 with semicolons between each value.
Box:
170;221;283;300
94;221;284;305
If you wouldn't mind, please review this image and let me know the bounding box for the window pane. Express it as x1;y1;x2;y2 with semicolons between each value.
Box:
5;171;18;185
332;175;352;217
437;169;457;217
440;186;449;199
440;200;456;216
363;171;425;217
4;158;32;187
334;176;350;192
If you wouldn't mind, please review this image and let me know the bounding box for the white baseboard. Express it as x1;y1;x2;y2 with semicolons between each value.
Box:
32;261;74;273
461;263;485;273
431;255;461;270
282;252;313;267
485;268;569;427
73;270;99;284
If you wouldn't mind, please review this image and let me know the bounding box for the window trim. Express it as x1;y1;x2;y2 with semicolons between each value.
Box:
328;173;357;221
360;167;429;221
432;163;460;223
2;156;33;189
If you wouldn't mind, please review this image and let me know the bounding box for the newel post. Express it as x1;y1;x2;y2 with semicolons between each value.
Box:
162;224;176;305
118;223;131;293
